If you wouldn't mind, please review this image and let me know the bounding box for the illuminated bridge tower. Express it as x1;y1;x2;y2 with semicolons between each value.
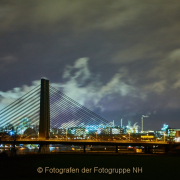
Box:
39;79;50;139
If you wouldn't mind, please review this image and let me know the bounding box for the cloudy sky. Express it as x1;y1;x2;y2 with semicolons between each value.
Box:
0;0;180;130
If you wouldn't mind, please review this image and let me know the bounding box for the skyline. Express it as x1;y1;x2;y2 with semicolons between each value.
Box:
1;0;180;130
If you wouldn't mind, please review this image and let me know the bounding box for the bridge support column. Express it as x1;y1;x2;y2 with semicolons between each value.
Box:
145;146;149;154
39;144;50;153
145;146;152;154
165;145;169;153
11;143;16;156
84;145;86;153
38;144;41;153
116;145;118;153
39;79;50;140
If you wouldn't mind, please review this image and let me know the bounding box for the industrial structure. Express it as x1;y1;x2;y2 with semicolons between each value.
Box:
1;79;180;155
0;79;180;142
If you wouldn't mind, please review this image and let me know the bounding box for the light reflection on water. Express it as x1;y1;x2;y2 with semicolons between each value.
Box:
0;145;140;154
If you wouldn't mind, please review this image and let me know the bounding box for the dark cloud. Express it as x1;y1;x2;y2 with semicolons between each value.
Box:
0;0;180;130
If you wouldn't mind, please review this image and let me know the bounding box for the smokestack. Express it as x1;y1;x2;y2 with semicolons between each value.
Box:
121;119;123;127
128;121;131;127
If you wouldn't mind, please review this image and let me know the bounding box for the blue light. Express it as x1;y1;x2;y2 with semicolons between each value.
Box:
9;131;14;136
161;124;168;131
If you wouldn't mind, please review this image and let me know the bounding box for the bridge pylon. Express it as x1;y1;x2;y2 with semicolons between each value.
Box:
39;79;50;139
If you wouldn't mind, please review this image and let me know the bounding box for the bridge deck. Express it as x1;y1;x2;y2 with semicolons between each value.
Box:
0;140;172;146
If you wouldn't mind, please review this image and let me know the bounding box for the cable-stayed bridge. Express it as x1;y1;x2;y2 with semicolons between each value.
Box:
0;79;179;154
0;79;111;140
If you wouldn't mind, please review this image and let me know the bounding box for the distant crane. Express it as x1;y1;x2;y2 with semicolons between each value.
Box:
141;115;149;132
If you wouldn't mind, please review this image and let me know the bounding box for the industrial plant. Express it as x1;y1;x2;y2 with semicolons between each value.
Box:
0;79;180;155
1;115;180;143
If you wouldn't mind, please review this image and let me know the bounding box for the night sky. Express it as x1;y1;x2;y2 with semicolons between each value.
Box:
1;0;180;131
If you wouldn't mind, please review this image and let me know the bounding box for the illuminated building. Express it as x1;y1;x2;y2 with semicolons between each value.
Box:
161;124;168;131
167;129;180;141
175;131;180;142
75;128;85;136
141;135;154;141
101;128;111;134
58;128;66;135
126;122;139;133
112;128;120;134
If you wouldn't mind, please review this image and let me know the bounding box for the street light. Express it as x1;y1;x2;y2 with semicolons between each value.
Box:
141;115;149;132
